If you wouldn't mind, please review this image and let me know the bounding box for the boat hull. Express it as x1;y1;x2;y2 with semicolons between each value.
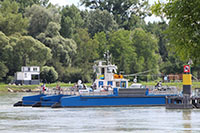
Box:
19;94;70;107
60;95;168;107
40;94;70;107
22;94;46;106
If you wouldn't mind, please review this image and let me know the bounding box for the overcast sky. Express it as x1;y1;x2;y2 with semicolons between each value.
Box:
49;0;165;23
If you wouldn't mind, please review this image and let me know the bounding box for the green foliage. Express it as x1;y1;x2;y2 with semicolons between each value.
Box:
25;4;60;37
60;4;84;38
13;36;52;67
37;22;77;67
15;0;49;14
40;66;58;83
85;9;118;36
131;28;160;74
81;0;150;29
0;0;28;36
122;14;146;30
61;67;83;83
152;0;200;64
93;32;108;59
72;28;99;66
5;76;14;84
0;62;8;81
145;22;169;61
108;29;136;74
0;32;9;61
1;0;196;83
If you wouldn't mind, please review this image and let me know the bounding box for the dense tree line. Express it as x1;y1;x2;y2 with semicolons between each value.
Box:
0;0;199;83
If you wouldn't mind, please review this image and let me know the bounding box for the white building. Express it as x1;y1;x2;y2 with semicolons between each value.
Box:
15;66;40;85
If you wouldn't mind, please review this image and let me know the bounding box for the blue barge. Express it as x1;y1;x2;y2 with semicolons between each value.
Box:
59;88;177;107
14;88;178;108
14;93;71;107
14;51;179;108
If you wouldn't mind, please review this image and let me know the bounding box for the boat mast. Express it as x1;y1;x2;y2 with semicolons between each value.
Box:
104;50;112;65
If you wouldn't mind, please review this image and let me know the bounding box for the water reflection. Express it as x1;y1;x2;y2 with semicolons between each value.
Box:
183;110;191;132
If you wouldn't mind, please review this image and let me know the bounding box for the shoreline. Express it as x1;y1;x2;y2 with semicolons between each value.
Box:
0;81;199;93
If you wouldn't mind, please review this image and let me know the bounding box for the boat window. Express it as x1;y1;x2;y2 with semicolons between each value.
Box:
108;81;113;86
101;68;105;75
107;67;112;73
116;82;120;87
121;81;126;88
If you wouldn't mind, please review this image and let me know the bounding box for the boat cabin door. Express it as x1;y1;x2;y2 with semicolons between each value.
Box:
120;81;127;88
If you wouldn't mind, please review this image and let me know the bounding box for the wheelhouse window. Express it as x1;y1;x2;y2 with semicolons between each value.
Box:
116;82;120;87
107;67;112;73
101;68;105;75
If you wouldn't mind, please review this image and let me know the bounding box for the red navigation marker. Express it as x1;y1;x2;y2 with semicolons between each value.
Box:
184;65;190;73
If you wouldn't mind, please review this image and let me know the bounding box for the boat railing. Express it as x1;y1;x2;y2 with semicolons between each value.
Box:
42;87;78;95
79;90;113;96
41;87;114;96
148;86;179;95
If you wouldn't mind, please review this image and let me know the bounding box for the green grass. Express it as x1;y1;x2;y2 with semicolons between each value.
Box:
0;83;40;92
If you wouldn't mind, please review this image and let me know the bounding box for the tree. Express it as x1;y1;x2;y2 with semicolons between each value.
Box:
37;22;77;67
93;32;108;59
0;31;15;78
145;22;169;62
15;0;49;14
108;29;136;74
60;4;84;38
0;62;8;81
152;0;200;64
40;66;58;83
72;28;100;82
0;31;9;61
81;0;150;29
0;0;28;36
131;28;160;75
25;4;60;37
85;9;118;36
13;36;52;68
72;28;99;66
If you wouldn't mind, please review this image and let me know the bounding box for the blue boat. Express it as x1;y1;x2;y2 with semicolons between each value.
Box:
59;88;177;107
22;94;46;106
14;93;71;107
14;51;179;108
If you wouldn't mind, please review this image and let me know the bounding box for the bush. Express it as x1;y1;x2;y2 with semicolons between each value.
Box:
40;66;58;83
5;76;14;84
61;67;92;83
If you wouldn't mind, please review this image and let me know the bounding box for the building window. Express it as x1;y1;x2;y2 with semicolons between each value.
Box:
31;75;39;80
33;68;37;71
25;73;27;78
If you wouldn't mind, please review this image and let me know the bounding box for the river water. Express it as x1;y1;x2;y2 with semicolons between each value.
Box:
1;93;200;133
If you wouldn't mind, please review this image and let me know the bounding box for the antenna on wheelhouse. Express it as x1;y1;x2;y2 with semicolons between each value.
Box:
104;50;112;65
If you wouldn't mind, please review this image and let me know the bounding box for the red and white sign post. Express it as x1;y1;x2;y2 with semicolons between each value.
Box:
184;65;190;73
